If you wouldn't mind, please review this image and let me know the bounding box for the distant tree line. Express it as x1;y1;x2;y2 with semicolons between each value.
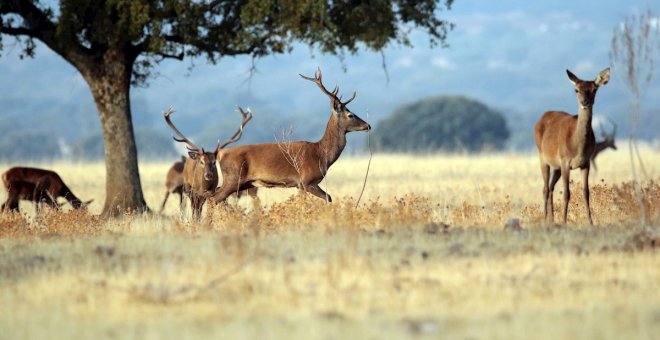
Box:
0;128;177;161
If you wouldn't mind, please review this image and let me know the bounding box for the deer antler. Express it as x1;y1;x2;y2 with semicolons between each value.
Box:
341;91;357;105
299;67;341;101
599;121;607;139
163;106;201;152
217;106;253;150
607;117;617;137
300;67;357;106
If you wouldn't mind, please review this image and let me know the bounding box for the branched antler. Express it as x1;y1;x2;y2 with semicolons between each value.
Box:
217;106;253;150
299;67;357;106
163;106;201;152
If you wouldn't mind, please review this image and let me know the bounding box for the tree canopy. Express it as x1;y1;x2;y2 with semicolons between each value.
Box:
1;0;454;85
372;95;510;152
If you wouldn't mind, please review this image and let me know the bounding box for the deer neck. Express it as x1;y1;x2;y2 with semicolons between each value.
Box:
317;114;346;169
573;105;594;153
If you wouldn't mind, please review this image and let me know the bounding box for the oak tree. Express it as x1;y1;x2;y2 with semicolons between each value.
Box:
1;0;454;216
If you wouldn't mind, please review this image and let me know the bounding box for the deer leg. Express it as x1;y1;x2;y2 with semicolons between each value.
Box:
582;166;593;226
211;183;241;205
305;184;332;203
561;165;571;224
195;197;205;221
178;192;185;215
160;190;170;213
541;163;550;222
190;196;201;220
547;169;561;224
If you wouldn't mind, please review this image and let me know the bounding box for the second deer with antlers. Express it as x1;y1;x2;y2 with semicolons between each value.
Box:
534;67;610;225
163;106;252;219
210;68;371;204
590;119;617;171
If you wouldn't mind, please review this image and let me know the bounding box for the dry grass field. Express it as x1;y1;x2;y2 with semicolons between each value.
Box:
1;149;660;339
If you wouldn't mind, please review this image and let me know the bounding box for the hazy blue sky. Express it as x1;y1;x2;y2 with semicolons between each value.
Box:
1;1;659;151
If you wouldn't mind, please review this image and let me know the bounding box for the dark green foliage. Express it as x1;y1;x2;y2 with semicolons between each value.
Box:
372;95;510;152
1;0;454;85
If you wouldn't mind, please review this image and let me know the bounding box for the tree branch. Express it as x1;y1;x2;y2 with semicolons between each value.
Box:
0;25;35;37
155;51;184;61
2;0;92;73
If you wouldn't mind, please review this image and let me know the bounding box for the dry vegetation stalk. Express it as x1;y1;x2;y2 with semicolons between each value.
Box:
356;110;373;208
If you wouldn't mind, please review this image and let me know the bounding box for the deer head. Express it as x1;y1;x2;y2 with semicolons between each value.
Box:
567;67;610;109
163;107;218;182
300;67;371;133
599;118;617;150
164;106;253;183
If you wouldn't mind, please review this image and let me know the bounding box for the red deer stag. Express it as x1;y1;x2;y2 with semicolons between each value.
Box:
590;119;617;171
210;68;371;204
534;67;610;225
1;167;92;211
159;156;186;213
1;179;62;213
163;106;252;219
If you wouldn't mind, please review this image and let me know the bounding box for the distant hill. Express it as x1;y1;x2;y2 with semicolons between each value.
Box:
372;95;510;152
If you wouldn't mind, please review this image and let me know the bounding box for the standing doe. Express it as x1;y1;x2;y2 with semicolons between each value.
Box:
534;67;610;225
163;106;252;220
210;68;370;204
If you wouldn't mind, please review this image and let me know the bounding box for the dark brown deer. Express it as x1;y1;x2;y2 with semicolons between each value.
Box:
1;179;62;213
590;119;617;171
210;68;370;204
159;156;186;213
1;167;92;210
534;67;610;225
163;106;252;219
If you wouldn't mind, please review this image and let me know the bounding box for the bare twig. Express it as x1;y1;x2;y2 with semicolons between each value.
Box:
610;8;660;226
356;110;373;208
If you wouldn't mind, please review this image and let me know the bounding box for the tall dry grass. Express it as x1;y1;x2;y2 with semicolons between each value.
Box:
1;150;660;339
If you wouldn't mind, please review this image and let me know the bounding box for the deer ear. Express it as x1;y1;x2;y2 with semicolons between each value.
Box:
595;67;610;86
188;151;199;159
566;69;579;85
332;100;342;114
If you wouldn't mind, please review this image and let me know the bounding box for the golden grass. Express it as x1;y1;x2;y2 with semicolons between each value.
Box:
1;149;660;339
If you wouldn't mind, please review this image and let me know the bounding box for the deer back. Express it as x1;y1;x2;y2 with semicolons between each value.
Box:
165;158;186;191
218;141;325;188
2;167;67;195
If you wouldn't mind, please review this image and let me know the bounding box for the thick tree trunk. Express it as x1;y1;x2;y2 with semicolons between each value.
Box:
82;53;149;217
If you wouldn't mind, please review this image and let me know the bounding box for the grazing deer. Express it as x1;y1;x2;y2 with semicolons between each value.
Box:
159;156;186;213
534;67;610;225
1;179;62;213
210;68;371;204
163;106;253;219
590;119;617;171
1;167;92;210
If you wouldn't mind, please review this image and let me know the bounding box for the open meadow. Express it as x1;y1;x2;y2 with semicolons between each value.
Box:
1;150;660;339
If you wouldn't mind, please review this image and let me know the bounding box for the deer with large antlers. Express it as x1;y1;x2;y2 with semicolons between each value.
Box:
209;68;370;205
534;67;610;225
1;167;92;211
163;106;252;219
590;119;617;171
